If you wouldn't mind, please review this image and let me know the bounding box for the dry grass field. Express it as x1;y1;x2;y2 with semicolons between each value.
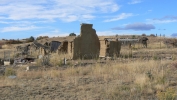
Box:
1;36;177;100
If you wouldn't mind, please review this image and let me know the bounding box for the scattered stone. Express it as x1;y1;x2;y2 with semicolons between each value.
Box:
8;75;17;79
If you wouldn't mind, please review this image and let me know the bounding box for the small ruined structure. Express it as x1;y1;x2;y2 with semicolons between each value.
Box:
100;38;121;57
57;40;74;56
30;41;50;55
50;41;61;53
73;23;100;59
31;41;61;55
139;37;148;48
15;44;31;55
118;38;139;45
13;57;35;67
43;42;50;46
116;37;148;48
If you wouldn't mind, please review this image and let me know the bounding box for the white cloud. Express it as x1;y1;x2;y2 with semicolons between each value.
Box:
97;31;118;36
97;31;142;36
0;20;50;25
147;19;177;24
37;29;79;37
146;16;177;24
38;30;143;37
0;16;8;19
104;13;134;22
81;15;95;20
128;0;142;4
0;21;10;24
51;29;60;33
112;23;155;31
1;26;39;32
39;30;135;37
37;33;67;37
0;0;120;22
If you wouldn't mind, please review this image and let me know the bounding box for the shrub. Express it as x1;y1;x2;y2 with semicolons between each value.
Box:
26;36;35;43
150;34;156;37
5;68;16;76
69;33;76;36
5;39;23;44
153;55;158;60
142;33;146;36
156;87;176;100
132;35;136;39
36;36;49;40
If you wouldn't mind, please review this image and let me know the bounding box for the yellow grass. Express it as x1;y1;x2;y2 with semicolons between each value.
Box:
1;37;177;99
1;59;172;94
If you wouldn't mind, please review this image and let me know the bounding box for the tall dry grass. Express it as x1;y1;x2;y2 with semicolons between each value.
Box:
1;38;177;99
1;58;174;99
1;63;176;99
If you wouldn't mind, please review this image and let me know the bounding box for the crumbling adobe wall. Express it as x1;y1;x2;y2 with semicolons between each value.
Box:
39;47;47;55
100;39;121;57
108;41;121;57
73;37;81;59
99;40;107;57
73;24;100;59
58;41;68;53
67;42;73;55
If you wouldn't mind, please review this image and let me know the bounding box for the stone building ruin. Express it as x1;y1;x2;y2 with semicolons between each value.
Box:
58;41;70;53
118;38;139;46
139;37;148;48
100;38;121;57
25;23;122;59
72;24;100;59
30;41;61;55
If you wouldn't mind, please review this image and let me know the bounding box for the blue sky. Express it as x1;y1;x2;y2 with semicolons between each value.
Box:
0;0;177;39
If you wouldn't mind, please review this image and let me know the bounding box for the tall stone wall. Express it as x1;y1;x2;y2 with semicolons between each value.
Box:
73;24;100;60
73;36;81;59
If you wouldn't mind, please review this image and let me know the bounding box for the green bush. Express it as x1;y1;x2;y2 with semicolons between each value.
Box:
132;35;136;39
69;33;76;36
153;55;158;60
26;36;35;42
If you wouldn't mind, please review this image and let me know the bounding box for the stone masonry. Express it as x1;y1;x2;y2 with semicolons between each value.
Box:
73;24;100;59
